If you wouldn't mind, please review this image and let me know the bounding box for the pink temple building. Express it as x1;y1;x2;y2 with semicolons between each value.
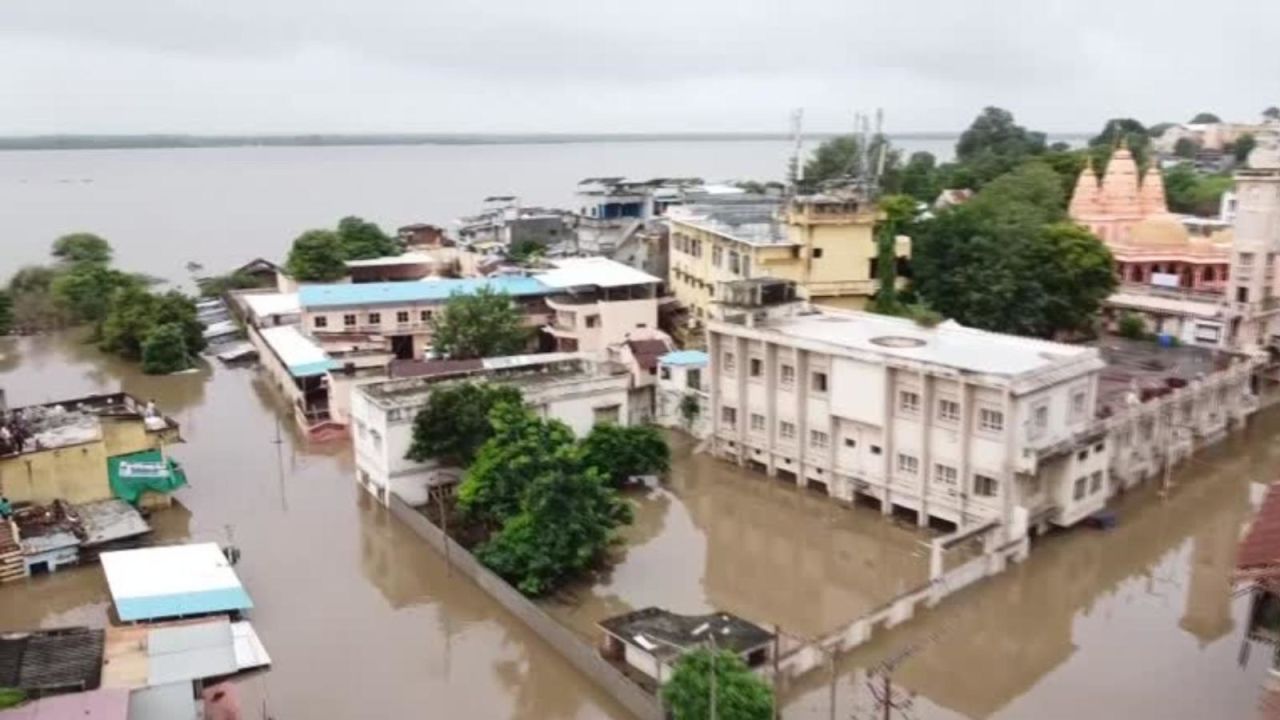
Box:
1070;145;1231;294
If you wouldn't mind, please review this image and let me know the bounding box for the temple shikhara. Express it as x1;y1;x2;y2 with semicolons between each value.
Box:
1070;144;1231;294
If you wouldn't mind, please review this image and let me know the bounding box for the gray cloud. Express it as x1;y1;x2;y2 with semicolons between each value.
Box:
1;0;1278;134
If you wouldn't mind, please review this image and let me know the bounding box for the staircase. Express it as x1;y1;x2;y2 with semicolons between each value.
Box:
0;520;24;583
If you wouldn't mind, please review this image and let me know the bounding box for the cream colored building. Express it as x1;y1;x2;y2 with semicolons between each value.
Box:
666;193;907;323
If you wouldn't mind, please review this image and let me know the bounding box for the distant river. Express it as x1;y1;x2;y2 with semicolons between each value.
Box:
0;137;957;285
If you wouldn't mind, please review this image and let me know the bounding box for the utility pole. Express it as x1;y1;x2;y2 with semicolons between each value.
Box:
771;625;781;720
436;486;452;576
787;108;805;194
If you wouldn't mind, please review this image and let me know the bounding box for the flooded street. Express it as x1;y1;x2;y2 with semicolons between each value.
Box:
0;332;631;720
0;331;1276;719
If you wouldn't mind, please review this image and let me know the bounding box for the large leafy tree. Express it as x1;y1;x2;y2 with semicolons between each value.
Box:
1265;107;1280;122
1163;165;1234;216
802;133;899;188
285;229;347;281
899;151;943;202
1234;133;1257;164
99;288;205;361
1189;112;1221;124
6;266;67;332
953;107;1047;187
464;404;632;595
51;232;112;265
337;216;400;260
662;649;774;720
50;263;142;325
912;162;1115;338
868;194;917;314
1174;137;1200;159
0;290;12;335
141;322;190;374
1089;118;1151;170
405;382;524;467
430;287;529;359
580;424;670;488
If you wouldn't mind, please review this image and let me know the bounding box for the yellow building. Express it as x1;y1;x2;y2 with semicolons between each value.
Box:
666;192;908;322
0;394;182;506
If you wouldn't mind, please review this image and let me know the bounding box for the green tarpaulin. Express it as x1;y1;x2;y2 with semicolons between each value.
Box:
107;450;187;504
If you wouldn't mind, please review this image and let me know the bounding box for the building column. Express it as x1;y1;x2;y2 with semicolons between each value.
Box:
918;370;932;528
794;348;808;489
880;367;895;516
958;380;974;529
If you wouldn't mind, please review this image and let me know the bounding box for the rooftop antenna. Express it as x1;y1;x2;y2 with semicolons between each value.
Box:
873;108;888;197
787;108;805;193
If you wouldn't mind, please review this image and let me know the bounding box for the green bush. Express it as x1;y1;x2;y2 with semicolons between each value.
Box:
141;322;191;374
1117;312;1147;340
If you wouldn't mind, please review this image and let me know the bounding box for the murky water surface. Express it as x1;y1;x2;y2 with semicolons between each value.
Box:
0;333;1275;719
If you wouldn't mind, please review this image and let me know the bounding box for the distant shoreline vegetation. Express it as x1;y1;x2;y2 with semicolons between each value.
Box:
0;131;1084;152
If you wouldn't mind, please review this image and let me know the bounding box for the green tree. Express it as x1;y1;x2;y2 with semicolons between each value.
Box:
661;649;774;720
679;393;701;429
285;229;347;281
1039;148;1089;207
141;322;190;374
337;216;400;260
1029;223;1117;336
868;194;917;315
1163;165;1234;216
1264;107;1280;122
899;151;943;202
430;287;529;359
50;264;141;325
197;271;264;298
6;266;67;332
1148;122;1176;138
51;232;112;265
99;288;205;361
802;133;899;188
465;404;632;595
580;423;670;487
1174;137;1200;159
965;160;1067;225
953;106;1047;187
1235;133;1257;163
1189;112;1221;124
507;238;544;263
405;383;524;467
0;290;12;335
1117;312;1147;340
1089;118;1151;170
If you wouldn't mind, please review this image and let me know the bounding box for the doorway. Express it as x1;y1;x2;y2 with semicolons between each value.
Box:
391;335;415;360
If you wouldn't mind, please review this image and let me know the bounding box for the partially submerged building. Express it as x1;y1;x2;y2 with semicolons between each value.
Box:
597;607;773;684
100;543;254;624
350;355;632;505
654;350;710;438
0;394;183;507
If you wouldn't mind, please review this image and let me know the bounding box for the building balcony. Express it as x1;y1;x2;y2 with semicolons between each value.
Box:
546;294;601;312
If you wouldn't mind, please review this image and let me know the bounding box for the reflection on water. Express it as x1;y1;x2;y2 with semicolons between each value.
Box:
783;410;1280;720
0;333;630;720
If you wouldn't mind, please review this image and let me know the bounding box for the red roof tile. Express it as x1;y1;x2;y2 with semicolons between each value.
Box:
1238;483;1280;577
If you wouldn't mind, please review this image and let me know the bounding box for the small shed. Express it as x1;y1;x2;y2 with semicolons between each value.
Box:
597;607;773;684
100;544;253;623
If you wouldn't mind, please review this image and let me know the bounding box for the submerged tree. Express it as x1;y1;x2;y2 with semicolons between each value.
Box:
0;290;12;335
662;649;774;720
580;423;670;488
430;287;529;359
336;216;400;260
405;382;524;467
285;229;347;281
141;322;190;374
51;232;113;265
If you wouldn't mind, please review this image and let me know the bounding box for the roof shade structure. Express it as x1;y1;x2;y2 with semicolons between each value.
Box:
658;350;709;367
297;276;549;310
100;543;253;623
240;292;300;318
537;257;661;289
598;607;773;662
258;325;337;378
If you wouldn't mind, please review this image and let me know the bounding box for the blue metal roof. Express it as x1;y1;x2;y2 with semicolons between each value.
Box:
115;587;255;623
659;350;709;366
298;276;551;309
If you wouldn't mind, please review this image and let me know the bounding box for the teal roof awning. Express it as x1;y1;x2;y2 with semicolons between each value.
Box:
108;450;188;504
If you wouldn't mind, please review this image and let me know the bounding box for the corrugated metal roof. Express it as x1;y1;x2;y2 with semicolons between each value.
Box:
146;622;237;686
0;627;105;693
259;326;337;378
298;276;549;309
101;543;253;623
1238;482;1280;577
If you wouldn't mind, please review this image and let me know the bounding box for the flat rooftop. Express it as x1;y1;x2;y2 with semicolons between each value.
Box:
1094;336;1228;415
730;307;1102;381
100;542;254;623
298;276;549;309
537;257;661;289
344;252;439;268
360;354;623;408
241;292;300;319
259;325;336;378
666;201;790;246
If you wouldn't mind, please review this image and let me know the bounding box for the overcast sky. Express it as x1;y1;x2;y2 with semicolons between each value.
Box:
2;0;1277;136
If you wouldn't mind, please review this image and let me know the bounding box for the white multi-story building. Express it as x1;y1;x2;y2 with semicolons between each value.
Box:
654;350;710;438
707;305;1113;533
349;355;632;506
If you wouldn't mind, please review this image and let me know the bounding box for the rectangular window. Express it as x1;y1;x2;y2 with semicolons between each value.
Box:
421;310;432;322
686;368;702;390
812;247;824;259
810;430;829;449
779;421;796;440
660;367;672;381
871;445;882;455
979;408;1004;432
812;371;828;393
749;358;763;378
313;315;328;329
843;437;856;448
722;351;736;374
934;463;957;485
712;246;723;267
780;364;796;387
1073;477;1087;501
586;315;600;328
1077;449;1089;461
593;405;621;425
899;390;921;414
974;474;998;497
1033;404;1049;432
1090;471;1104;494
897;453;919;475
1071;390;1087;419
729;251;740;275
742;256;751;278
750;413;766;431
937;398;959;422
721;406;737;427
368;312;382;325
396;310;410;324
344;314;357;327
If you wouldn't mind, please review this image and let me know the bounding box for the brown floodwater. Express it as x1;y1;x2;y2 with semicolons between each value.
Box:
0;331;1276;719
0;332;631;720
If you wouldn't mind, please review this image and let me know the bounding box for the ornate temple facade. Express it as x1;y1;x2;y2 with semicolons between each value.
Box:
1070;146;1231;295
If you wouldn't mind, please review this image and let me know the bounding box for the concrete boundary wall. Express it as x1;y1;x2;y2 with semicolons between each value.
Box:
388;494;662;720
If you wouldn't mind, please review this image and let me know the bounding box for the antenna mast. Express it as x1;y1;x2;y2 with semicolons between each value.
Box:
787;108;805;193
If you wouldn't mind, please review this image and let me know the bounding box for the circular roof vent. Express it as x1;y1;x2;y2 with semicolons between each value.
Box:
870;336;926;349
